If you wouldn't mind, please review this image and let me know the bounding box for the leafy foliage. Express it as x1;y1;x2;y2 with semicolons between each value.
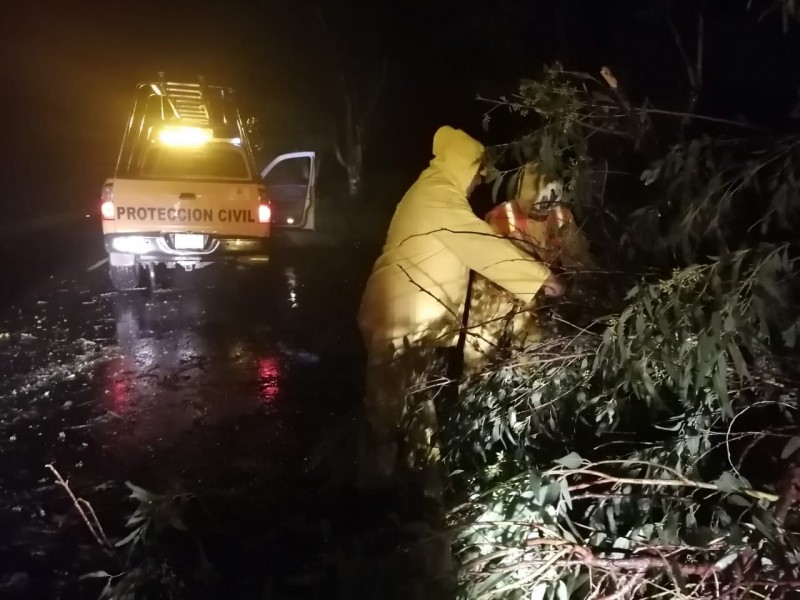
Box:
79;482;191;600
445;47;800;600
114;482;189;554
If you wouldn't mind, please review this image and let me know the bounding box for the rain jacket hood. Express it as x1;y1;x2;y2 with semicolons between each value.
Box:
429;126;485;191
358;126;552;358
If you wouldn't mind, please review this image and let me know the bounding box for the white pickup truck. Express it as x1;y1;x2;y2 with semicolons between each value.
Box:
100;78;316;291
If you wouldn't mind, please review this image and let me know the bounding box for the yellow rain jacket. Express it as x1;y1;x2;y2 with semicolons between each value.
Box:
357;126;553;357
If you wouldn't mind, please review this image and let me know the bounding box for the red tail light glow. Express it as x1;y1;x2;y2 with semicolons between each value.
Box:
101;183;115;220
101;200;115;220
258;188;271;224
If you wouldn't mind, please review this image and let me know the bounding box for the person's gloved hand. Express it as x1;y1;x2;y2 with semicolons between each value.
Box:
541;273;566;298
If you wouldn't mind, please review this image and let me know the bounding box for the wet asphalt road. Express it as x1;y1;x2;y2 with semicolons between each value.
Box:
0;220;397;599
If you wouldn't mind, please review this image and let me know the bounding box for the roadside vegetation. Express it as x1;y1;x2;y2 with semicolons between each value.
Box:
444;3;800;598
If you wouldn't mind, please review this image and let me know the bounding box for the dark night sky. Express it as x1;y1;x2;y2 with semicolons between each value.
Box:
2;0;800;218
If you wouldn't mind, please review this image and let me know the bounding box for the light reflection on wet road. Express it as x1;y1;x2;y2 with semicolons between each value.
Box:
0;242;373;597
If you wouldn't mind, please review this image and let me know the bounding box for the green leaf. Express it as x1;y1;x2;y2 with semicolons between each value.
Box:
508;406;517;428
529;471;542;496
624;285;640;301
597;328;614;369
781;436;800;459
606;505;617;535
727;342;750;380
556;580;569;600
79;571;112;580
560;479;573;510
714;552;739;570
714;471;742;492
655;419;683;432
114;525;143;548
617;309;632;360
491;419;501;442
711;311;722;341
554;452;582;469
635;311;646;341
125;512;147;527
640;362;660;402
538;482;562;507
714;354;732;418
657;313;671;338
751;515;775;543
125;481;155;503
610;535;632;558
723;314;736;333
568;573;590;595
529;582;549;600
641;167;660;186
726;494;751;508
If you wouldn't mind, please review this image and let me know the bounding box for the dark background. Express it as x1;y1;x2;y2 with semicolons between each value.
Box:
2;0;800;223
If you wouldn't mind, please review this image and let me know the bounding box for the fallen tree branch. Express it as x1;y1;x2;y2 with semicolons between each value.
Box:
546;466;779;502
47;463;112;550
494;549;721;577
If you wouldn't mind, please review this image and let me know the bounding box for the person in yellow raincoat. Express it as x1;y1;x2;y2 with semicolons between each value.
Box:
356;126;563;492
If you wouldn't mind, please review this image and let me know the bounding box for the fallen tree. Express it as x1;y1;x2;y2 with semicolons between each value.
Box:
443;7;800;597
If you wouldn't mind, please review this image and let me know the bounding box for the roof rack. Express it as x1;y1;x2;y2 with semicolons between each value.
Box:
114;73;254;178
156;79;209;124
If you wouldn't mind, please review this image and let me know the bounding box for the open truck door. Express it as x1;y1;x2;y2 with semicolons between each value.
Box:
261;152;317;231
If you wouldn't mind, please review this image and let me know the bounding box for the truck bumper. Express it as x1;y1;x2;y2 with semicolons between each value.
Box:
104;233;269;266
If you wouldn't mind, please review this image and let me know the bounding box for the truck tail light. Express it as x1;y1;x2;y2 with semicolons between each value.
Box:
258;188;271;223
101;201;116;220
101;183;115;220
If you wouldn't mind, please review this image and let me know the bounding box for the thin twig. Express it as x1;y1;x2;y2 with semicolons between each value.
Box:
667;14;698;92
396;264;504;355
398;264;460;322
726;400;798;480
46;463;112;549
636;108;769;132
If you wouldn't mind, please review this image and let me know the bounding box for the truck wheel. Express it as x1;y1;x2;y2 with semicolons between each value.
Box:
109;264;141;292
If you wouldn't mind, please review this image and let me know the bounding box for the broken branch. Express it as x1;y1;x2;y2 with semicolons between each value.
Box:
47;463;112;550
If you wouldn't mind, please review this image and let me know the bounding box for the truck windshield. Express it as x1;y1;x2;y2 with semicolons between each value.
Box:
138;144;251;181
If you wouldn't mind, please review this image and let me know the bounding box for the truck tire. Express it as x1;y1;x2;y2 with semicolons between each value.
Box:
109;264;141;292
